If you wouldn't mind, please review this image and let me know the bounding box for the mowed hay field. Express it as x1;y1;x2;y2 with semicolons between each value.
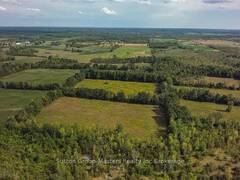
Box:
0;69;78;86
0;89;47;123
180;100;240;121
36;97;166;139
14;56;46;64
75;79;157;95
35;44;151;63
35;48;91;63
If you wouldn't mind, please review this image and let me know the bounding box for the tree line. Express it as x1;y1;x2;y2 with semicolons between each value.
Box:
63;87;159;105
84;69;168;83
178;79;240;90
177;87;240;106
90;56;156;64
7;47;37;56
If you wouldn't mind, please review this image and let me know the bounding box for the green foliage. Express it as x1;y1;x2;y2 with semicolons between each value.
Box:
226;100;234;112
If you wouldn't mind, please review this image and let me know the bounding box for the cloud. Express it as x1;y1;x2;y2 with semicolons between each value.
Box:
78;10;83;14
0;6;7;11
110;0;125;2
0;0;22;5
203;0;231;4
101;7;116;15
135;0;152;5
26;8;41;12
164;0;186;3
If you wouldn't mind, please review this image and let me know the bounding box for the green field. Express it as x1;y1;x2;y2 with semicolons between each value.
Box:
180;100;240;121
14;56;46;64
176;86;240;99
0;56;46;65
75;79;157;95
35;44;151;63
0;69;78;86
36;97;166;139
0;89;47;123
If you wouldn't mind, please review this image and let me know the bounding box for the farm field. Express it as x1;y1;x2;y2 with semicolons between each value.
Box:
180;100;240;121
0;56;46;65
0;69;78;86
36;97;166;139
0;89;47;123
176;86;240;99
14;56;46;64
192;39;240;48
156;48;228;66
75;79;157;95
35;48;91;63
34;44;151;63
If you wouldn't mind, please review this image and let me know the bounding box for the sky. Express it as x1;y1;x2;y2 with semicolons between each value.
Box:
0;0;239;29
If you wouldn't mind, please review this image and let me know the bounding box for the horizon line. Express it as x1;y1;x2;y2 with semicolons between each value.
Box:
0;26;240;31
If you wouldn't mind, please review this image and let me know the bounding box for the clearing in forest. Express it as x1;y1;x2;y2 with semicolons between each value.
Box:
75;79;157;96
180;100;240;121
36;97;166;139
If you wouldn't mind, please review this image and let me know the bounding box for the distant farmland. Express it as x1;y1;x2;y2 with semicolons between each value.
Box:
36;97;166;139
75;79;157;95
0;69;78;86
35;44;151;63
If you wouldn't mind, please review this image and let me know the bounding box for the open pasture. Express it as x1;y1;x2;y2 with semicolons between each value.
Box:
0;56;46;65
0;69;78;86
36;97;166;139
154;48;225;67
180;100;240;121
192;39;240;48
35;48;92;63
14;56;46;64
0;89;47;123
34;43;151;63
75;79;157;95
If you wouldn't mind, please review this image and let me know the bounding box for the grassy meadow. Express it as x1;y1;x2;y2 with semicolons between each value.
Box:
75;79;157;95
192;39;240;48
34;44;151;63
36;97;166;139
0;56;46;65
180;100;240;121
0;69;78;86
0;89;47;123
14;56;46;64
